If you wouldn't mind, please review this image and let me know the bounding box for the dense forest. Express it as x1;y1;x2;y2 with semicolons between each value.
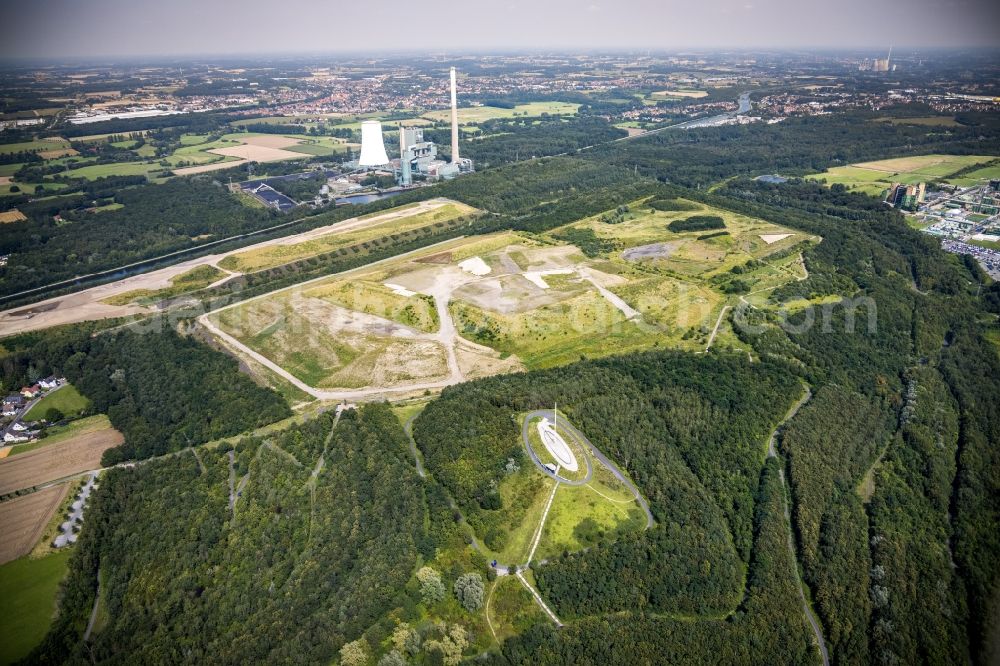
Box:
25;405;428;665
0;324;290;463
413;352;801;617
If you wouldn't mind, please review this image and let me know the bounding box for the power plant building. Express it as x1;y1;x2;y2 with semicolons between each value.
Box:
396;66;473;185
358;120;390;167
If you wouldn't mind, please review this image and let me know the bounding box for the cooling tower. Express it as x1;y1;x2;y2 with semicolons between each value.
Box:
450;67;460;164
358;120;390;167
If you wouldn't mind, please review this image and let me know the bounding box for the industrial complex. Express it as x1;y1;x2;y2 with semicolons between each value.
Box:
357;66;474;183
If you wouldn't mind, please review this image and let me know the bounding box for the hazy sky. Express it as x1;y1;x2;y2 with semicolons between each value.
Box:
1;0;998;59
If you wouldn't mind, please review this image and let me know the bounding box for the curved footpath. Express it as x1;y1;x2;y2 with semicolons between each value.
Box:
767;386;830;666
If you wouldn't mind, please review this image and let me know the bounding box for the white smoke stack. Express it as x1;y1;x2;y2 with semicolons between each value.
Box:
358;120;389;167
450;67;460;164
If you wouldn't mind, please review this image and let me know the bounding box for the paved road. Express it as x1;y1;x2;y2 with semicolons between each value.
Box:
522;410;653;529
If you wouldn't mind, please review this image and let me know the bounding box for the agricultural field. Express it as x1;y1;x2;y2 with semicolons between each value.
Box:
421;101;579;124
872;115;962;127
23;384;90;421
0;427;122;495
8;415;114;456
0;550;71;664
807;154;1000;195
0;138;70;155
217;199;477;273
0;484;69;564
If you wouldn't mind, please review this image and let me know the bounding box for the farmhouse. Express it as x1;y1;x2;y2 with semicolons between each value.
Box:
20;385;41;398
3;431;31;443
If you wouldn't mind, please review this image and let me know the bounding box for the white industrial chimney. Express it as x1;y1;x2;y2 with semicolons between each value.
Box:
358;120;390;167
450;67;460;164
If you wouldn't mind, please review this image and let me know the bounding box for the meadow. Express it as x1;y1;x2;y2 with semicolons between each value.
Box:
23;384;90;421
0;551;71;665
807;154;1000;195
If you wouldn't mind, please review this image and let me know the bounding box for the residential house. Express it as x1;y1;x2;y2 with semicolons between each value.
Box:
39;376;63;390
2;395;24;416
20;385;41;399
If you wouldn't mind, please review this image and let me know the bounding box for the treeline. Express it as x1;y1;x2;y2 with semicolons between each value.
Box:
0;324;290;463
424;117;627;168
0;178;281;297
667;214;725;232
779;386;892;665
26;404;426;665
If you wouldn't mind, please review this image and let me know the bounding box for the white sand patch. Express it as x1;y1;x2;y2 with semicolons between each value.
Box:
523;268;575;290
384;283;416;297
458;256;491;276
760;233;792;245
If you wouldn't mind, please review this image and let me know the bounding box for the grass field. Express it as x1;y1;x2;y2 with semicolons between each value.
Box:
0;181;68;196
451;289;652;370
650;89;708;99
23;384;90;421
807;154;1000;195
101;264;226;306
547;198;804;278
306;280;439;333
218;201;476;273
0;138;69;155
421;101;579;124
0;551;71;665
57;160;170;181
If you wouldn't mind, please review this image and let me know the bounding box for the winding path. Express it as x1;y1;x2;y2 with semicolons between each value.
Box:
766;386;829;666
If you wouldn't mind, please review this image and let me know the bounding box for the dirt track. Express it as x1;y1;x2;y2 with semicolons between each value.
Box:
0;429;123;495
0;483;68;564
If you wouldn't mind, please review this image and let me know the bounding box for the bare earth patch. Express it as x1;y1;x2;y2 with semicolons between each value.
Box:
760;233;792;245
0;209;27;224
0;429;123;495
0;483;69;564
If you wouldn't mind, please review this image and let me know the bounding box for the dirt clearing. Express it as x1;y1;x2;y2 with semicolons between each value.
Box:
0;429;122;495
0;484;69;564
